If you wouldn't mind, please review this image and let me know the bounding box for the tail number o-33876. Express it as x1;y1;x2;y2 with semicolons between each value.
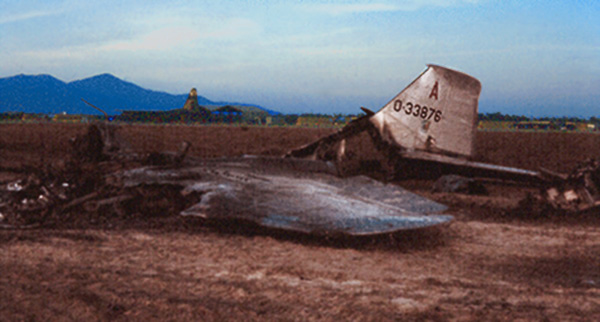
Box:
392;100;442;123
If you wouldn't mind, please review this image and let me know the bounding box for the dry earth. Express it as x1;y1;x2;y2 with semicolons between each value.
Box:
1;123;599;320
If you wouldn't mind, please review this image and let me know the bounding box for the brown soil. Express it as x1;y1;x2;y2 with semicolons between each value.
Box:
1;123;599;320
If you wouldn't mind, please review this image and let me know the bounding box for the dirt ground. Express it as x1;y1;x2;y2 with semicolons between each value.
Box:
1;123;599;320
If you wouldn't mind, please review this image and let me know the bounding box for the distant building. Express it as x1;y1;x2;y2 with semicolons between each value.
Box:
511;120;595;131
0;112;24;122
53;112;83;123
212;105;243;123
117;108;210;124
21;113;49;122
183;88;202;111
296;115;334;128
114;88;212;124
513;121;556;130
213;105;242;116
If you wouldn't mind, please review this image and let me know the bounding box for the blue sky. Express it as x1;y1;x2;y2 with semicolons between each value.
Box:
0;0;598;116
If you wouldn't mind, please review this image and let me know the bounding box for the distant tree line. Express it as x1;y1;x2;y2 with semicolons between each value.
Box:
2;110;598;127
478;112;600;125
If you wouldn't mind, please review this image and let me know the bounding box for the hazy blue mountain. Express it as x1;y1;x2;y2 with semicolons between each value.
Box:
0;73;277;115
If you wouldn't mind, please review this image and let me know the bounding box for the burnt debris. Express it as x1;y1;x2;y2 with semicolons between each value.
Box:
0;124;453;234
0;124;191;228
432;175;488;195
541;159;600;213
1;123;598;231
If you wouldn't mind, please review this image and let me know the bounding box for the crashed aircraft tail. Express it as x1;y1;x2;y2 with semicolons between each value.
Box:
287;64;483;165
370;64;481;158
288;64;600;214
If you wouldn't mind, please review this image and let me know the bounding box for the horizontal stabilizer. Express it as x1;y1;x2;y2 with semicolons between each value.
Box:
399;150;543;183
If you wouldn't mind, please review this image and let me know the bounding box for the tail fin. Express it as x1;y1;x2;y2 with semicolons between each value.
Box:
370;65;481;158
183;88;200;110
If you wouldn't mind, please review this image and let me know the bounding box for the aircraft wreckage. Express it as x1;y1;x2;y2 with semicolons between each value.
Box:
1;65;599;234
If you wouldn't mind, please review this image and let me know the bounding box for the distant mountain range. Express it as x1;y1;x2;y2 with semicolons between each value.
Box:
0;73;279;115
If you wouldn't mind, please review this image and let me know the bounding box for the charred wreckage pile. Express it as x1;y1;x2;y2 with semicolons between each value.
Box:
0;123;599;231
0;124;197;229
287;109;600;215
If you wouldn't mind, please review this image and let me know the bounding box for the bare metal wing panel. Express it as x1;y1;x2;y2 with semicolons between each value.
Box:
370;65;481;158
118;157;451;235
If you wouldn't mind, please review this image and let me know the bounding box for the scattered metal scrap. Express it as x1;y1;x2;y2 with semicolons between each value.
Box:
540;159;600;213
1;123;453;234
1;120;596;234
0;123;192;229
432;175;488;195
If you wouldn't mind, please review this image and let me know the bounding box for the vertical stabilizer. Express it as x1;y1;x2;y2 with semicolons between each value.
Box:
370;65;481;158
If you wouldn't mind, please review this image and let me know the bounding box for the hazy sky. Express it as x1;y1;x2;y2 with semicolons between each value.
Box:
1;0;598;116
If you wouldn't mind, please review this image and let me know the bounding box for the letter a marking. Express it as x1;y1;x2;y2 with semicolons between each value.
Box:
429;81;439;100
